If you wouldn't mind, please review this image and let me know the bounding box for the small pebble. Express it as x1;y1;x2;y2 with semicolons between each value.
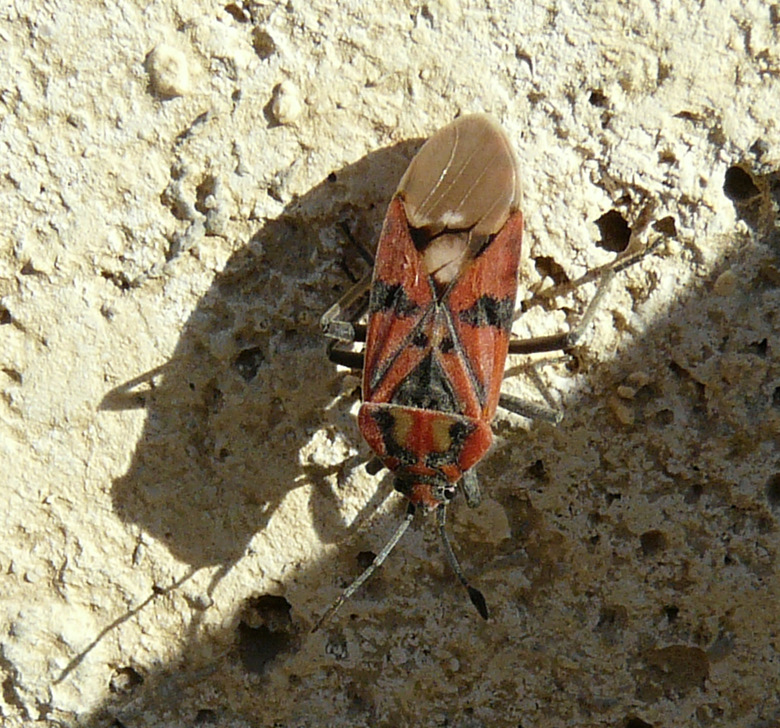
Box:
626;371;651;388
609;395;634;426
271;82;303;125
146;44;190;98
713;269;737;297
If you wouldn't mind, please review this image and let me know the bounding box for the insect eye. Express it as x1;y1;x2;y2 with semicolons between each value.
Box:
412;331;429;348
439;336;454;353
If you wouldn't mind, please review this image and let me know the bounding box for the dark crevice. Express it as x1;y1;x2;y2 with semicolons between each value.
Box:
224;3;250;22
723;166;760;202
533;256;570;286
766;473;780;508
236;595;297;675
595;210;631;253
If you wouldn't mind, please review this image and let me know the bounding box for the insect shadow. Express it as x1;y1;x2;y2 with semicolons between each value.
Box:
98;139;425;610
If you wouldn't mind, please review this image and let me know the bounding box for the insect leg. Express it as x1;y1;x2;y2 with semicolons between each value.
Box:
322;269;370;369
497;393;563;424
462;470;482;508
437;505;488;620
320;221;377;343
499;269;619;422
507;269;616;356
320;271;371;343
326;342;365;370
338;220;375;267
508;233;664;357
312;503;416;632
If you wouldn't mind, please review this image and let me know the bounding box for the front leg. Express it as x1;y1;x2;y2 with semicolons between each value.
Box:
320;271;371;344
321;269;372;370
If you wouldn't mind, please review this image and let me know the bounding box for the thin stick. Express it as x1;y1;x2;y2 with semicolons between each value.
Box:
312;503;416;632
437;505;488;620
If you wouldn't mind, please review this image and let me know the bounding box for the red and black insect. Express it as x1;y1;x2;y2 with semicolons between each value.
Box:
316;114;621;630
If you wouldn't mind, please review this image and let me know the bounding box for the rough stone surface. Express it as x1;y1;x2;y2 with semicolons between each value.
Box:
1;1;778;727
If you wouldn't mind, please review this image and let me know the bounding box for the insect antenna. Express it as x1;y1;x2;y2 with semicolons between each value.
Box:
312;503;417;632
437;504;489;620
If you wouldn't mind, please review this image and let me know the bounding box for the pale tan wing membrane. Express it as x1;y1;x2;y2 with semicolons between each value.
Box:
398;114;520;238
397;114;521;284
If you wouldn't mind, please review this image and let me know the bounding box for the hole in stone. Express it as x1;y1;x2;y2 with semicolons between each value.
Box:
653;216;677;237
515;47;533;69
203;379;223;412
674;110;702;122
194;708;218;725
365;458;384;475
109;666;144;695
664;604;679;623
684;483;703;504
526;459;546;481
595;210;631;253
101;270;132;291
640;529;667;556
252;29;277;60
224;3;250;21
747;338;768;357
533;256;570;286
589;90;608;107
356;551;376;570
625;718;653;728
250;594;291;629
723;166;760;202
237;623;291;674
419;4;435;26
195;175;218;215
234;346;266;381
237;595;295;675
766;473;780;508
2;676;15;710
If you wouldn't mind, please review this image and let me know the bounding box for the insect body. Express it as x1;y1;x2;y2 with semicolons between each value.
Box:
316;114;525;629
360;143;523;510
316;114;623;630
